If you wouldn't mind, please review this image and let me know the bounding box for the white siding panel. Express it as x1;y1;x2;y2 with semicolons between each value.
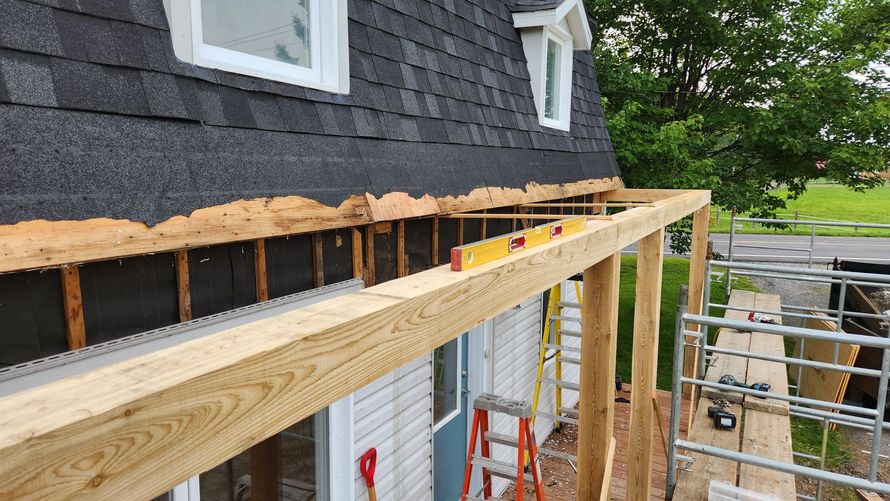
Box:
352;354;433;501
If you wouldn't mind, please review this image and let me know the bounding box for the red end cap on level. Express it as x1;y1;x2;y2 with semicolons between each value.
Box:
450;247;463;271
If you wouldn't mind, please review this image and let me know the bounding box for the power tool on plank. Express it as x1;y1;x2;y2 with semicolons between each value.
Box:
718;374;771;397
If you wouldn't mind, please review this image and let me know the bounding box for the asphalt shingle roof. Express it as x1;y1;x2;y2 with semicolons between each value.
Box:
0;0;618;225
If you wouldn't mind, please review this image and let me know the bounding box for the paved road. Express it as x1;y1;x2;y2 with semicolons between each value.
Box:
624;233;890;263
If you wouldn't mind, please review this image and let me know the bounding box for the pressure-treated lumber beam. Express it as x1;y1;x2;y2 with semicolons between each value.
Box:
602;188;693;203
60;266;86;350
521;202;654;208
626;228;666;501
684;204;710;401
0;190;708;501
577;252;621;500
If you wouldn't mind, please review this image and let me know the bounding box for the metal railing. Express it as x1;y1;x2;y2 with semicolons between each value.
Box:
668;261;890;500
725;214;890;297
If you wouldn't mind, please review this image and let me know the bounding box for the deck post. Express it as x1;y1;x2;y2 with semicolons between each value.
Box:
576;253;621;500
684;204;710;401
627;228;665;501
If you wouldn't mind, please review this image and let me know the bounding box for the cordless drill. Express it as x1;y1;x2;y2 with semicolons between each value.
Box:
718;374;771;397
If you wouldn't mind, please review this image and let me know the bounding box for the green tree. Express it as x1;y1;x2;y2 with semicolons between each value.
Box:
586;0;890;248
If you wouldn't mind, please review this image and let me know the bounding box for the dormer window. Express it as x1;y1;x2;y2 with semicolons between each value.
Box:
513;0;593;131
163;0;349;94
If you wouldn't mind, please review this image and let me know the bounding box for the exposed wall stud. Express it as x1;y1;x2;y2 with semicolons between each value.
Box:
397;220;407;278
351;228;364;280
365;225;375;287
254;239;269;302
60;266;86;350
312;233;324;288
431;217;440;266
175;250;192;322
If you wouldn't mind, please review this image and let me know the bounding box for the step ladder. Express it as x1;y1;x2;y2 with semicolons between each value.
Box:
460;394;545;501
529;278;583;463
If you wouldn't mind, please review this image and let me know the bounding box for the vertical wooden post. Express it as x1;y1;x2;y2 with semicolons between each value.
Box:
175;250;192;322
351;228;364;280
311;233;325;288
397;220;407;278
60;266;86;350
365;225;375;287
577;253;621;500
626;228;665;501
480;210;487;240
431;217;440;266
684;204;710;401
254;240;269;302
456;219;465;246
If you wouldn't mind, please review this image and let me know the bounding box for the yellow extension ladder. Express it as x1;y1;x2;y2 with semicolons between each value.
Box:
530;278;584;444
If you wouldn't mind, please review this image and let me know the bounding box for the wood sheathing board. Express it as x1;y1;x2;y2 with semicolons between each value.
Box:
744;293;790;415
794;313;859;410
702;290;755;403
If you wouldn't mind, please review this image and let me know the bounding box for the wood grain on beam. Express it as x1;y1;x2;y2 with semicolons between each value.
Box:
312;234;324;288
351;229;363;280
626;228;666;501
60;266;86;350
175;250;192;322
576;253;620;500
684;204;710;403
254;239;269;302
0;190;708;501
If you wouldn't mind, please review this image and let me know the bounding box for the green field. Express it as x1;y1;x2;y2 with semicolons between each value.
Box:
709;183;890;237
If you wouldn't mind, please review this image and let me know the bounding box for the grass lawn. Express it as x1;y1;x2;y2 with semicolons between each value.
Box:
709;183;890;237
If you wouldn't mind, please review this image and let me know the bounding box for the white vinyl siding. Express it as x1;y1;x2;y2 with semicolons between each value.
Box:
353;355;433;501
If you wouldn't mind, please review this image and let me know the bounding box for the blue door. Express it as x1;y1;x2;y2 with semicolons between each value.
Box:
433;334;469;501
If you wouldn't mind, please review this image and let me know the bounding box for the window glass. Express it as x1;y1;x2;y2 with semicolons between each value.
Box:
198;410;328;500
201;0;312;69
544;37;562;120
433;339;459;425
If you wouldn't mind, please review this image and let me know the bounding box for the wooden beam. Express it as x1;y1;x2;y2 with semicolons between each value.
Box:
626;228;666;501
364;225;375;287
250;434;281;501
576;252;621;500
442;213;571;220
312;233;324;288
431;217;440;266
0;190;708;501
174;250;192;322
60;266;86;350
684;204;710;401
479;210;487;239
351;228;364;280
254;239;269;302
397;221;406;278
520;202;654;208
456;219;465;246
602;188;693;203
598;437;617;501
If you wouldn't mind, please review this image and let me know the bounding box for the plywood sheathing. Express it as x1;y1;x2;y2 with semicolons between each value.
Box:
0;177;622;274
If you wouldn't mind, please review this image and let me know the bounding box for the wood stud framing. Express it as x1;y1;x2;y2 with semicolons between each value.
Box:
60;266;86;350
312;233;324;288
684;204;710;403
397;221;406;278
626;228;666;501
254;239;269;302
174;250;192;322
351;228;364;280
431;217;440;266
0;189;709;500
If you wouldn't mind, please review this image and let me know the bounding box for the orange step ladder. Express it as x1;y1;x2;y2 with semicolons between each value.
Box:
460;393;545;501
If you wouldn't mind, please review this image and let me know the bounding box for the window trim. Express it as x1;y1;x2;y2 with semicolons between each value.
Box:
164;0;350;94
432;336;463;433
537;26;574;131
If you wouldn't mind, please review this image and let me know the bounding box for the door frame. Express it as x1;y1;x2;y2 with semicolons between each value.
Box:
465;320;494;497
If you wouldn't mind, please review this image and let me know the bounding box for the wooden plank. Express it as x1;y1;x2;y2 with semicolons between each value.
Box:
250;434;281;501
0;189;709;501
397;220;406;278
599;437;617;501
351;228;363;280
60;266;87;350
175;250;192;322
602;188;693;203
364;225;375;287
363;192;440;221
521;202;654;208
431;217;439;266
738;409;796;500
254;239;269;302
744;293;789;415
673;399;741;501
684;204;710;400
577;252;621;500
701;290;755;403
626;228;665;501
311;233;324;288
442;213;574;220
440;176;622;214
0;195;372;274
796;313;859;408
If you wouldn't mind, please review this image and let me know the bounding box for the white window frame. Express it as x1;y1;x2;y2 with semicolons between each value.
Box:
538;25;574;131
432;335;463;433
163;0;349;94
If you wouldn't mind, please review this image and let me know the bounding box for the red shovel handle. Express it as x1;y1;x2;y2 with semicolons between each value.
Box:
360;448;377;488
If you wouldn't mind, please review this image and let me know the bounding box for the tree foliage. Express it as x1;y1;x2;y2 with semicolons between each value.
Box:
586;0;890;247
